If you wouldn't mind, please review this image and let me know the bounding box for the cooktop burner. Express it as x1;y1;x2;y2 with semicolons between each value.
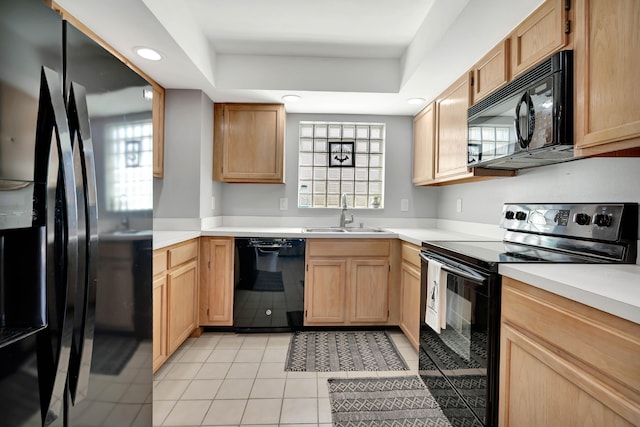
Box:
422;203;638;272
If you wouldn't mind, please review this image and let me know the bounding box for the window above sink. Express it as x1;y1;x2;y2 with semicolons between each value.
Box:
297;121;385;209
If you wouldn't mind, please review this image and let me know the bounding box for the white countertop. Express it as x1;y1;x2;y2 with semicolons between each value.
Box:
153;225;640;325
153;230;201;249
500;263;640;325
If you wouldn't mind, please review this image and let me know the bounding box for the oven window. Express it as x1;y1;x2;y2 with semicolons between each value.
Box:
420;272;490;424
422;274;488;371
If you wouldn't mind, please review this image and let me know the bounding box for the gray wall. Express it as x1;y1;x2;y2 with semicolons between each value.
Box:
220;113;438;218
437;157;640;230
154;89;220;218
155;98;640;232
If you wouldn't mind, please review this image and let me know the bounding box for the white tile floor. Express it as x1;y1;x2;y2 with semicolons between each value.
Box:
153;330;419;426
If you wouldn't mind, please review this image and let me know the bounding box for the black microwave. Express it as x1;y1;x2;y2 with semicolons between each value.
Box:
467;50;573;170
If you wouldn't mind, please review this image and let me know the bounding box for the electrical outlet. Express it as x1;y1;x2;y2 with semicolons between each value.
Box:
400;199;409;211
456;198;462;213
280;198;288;210
211;196;215;211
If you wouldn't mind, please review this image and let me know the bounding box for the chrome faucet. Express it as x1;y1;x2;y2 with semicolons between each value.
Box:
339;193;354;228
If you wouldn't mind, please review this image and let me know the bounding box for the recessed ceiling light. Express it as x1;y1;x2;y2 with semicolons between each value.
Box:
282;94;301;103
407;97;425;105
134;47;162;61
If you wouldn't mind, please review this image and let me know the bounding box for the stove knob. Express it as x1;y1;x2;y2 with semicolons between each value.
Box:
574;213;591;225
515;211;527;221
505;210;515;220
594;213;612;227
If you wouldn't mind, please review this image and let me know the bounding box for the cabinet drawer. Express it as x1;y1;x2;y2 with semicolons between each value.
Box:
502;277;640;397
307;239;390;257
168;240;198;268
401;242;421;268
153;250;167;276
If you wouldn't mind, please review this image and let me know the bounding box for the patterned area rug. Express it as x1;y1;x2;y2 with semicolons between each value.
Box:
285;331;409;372
328;375;452;426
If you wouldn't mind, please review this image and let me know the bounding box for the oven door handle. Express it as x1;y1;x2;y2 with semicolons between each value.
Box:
420;252;487;284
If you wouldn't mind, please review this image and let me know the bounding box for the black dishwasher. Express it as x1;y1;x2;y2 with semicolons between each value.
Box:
233;238;305;331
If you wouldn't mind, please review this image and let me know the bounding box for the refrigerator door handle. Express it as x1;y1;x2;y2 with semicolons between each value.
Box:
33;66;79;426
66;82;98;404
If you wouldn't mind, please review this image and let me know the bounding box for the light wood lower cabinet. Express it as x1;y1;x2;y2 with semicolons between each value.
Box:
304;239;391;326
152;239;198;372
152;273;168;372
350;258;390;323
199;237;234;326
305;258;347;323
399;242;421;350
499;277;640;426
167;259;198;354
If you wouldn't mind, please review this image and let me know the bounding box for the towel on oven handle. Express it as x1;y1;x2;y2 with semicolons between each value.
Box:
425;258;447;333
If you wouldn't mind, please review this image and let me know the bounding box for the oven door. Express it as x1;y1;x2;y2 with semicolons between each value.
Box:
419;251;500;427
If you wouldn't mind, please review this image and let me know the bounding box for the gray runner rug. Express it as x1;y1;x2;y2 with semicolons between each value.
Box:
328;375;452;426
285;331;408;372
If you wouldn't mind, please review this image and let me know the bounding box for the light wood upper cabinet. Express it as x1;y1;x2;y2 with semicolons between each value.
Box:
399;242;421;350
213;103;286;183
412;102;436;185
499;277;640;426
199;237;234;326
152;84;165;178
305;239;391;326
573;0;640;156
435;73;473;182
510;0;569;78
471;39;510;105
413;72;515;186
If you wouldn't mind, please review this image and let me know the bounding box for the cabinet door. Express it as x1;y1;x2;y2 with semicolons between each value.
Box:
349;258;389;323
199;237;234;326
152;85;165;178
435;73;472;181
305;259;347;324
500;278;640;426
511;0;568;78
152;274;168;372
214;103;285;183
471;39;510;104
500;323;636;427
399;262;421;350
574;0;640;155
412;102;436;185
167;260;198;354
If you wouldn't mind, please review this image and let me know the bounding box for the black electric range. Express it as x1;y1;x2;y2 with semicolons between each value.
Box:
418;203;638;427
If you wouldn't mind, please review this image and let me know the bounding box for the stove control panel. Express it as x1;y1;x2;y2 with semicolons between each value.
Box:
500;203;637;242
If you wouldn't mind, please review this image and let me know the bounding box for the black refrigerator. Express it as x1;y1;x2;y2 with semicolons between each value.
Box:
0;1;153;426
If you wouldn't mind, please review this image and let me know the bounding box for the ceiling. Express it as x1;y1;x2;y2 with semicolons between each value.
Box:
55;0;543;116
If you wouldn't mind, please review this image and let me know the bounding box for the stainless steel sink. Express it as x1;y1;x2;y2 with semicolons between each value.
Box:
303;227;346;233
344;227;383;232
303;227;385;233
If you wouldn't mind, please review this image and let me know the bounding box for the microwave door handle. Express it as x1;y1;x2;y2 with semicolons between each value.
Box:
514;92;535;149
66;82;98;405
420;252;486;284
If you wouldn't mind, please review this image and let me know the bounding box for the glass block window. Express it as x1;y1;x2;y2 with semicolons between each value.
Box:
104;120;153;211
298;121;385;209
